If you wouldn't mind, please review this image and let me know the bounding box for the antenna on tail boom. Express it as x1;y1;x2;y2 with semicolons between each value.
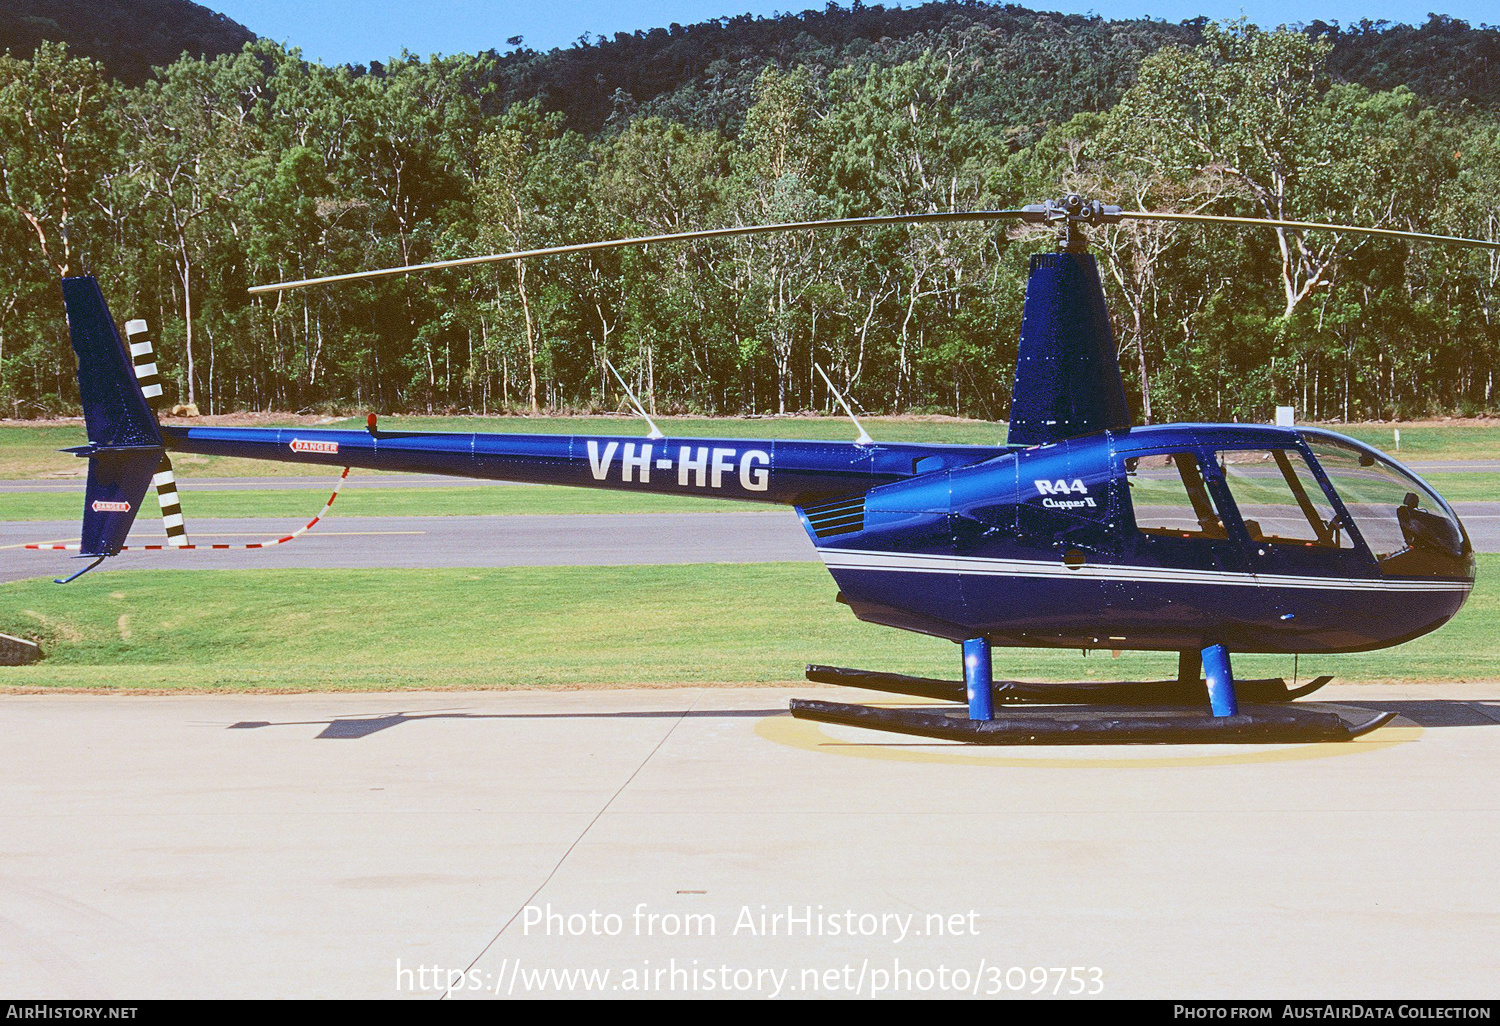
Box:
603;359;665;440
813;363;874;445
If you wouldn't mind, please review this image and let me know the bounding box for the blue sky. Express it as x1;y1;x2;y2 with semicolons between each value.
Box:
207;1;1497;66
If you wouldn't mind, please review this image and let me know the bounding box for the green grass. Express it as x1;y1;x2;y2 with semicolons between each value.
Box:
1327;423;1500;461
0;420;317;480
0;484;763;520
0;424;98;479
1;557;1496;691
1412;473;1500;502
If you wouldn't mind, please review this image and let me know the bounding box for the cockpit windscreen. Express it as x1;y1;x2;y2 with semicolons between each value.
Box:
1302;435;1468;573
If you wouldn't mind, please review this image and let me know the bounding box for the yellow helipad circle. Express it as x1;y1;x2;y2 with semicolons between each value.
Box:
755;704;1421;768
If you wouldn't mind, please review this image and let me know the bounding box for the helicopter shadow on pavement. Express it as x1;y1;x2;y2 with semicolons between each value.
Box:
221;699;1500;739
226;706;788;740
1335;699;1500;729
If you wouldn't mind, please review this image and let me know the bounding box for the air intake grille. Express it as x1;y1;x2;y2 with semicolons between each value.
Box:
802;494;866;538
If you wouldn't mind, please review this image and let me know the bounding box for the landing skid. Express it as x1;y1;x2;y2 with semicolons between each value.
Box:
793;659;1388;745
804;664;1333;705
789;699;1394;745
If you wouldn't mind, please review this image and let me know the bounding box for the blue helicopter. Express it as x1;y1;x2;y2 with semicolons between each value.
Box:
54;196;1495;744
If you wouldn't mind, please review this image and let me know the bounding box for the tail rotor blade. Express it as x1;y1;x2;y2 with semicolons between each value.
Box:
125;319;189;548
151;454;189;548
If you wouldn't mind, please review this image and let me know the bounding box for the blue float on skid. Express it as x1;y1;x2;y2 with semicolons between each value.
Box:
54;197;1478;744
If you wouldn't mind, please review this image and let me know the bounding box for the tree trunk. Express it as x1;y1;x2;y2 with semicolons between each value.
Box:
178;241;196;407
516;261;538;412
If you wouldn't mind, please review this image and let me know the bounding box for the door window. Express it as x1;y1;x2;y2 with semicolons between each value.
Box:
1125;452;1226;538
1215;448;1348;548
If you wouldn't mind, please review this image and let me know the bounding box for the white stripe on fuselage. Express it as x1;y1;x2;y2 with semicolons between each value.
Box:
817;548;1471;593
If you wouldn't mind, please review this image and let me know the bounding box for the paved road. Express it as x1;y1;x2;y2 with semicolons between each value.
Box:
0;511;819;583
1408;461;1500;472
1;684;1496;998
5;503;1500;584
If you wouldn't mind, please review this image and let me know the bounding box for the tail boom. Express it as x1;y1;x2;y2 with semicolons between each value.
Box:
162;425;1009;507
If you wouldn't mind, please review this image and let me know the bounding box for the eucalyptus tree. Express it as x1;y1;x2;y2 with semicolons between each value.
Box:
0;42;118;278
476;99;595;411
1446;119;1500;408
730;67;834;413
0;42;120;410
1116;23;1436;320
122;48;272;409
597;115;735;411
821;53;1008;411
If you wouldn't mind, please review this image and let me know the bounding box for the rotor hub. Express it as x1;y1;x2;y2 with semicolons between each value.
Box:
1021;195;1124;253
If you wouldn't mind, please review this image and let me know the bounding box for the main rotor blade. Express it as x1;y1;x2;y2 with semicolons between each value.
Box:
1120;211;1500;251
247;209;1029;295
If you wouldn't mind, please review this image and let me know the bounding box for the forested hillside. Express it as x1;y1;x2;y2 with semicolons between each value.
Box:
0;0;253;84
482;5;1199;140
483;5;1500;137
0;4;1497;424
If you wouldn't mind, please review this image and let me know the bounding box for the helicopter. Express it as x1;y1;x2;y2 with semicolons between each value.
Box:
48;195;1496;745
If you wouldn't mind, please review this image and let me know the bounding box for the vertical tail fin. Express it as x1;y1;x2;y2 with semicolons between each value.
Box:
1006;252;1131;447
61;276;164;562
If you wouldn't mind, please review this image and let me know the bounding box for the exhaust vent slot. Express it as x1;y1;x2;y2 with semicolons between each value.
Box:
802;494;866;538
